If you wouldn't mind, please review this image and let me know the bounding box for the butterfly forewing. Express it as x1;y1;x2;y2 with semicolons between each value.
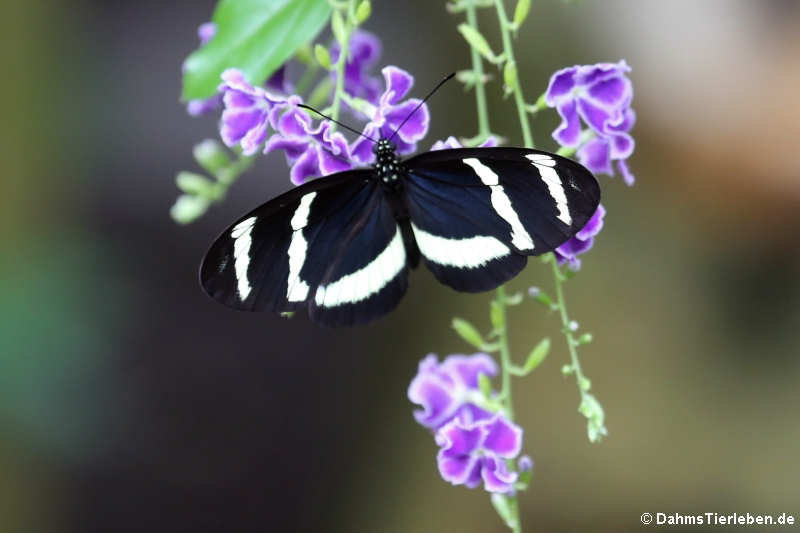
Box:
403;147;600;291
200;170;376;313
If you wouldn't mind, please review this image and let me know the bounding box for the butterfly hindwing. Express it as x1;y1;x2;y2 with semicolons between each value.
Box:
309;186;409;327
403;147;600;292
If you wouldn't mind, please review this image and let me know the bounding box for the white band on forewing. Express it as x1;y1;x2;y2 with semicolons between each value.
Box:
526;153;572;225
286;192;317;302
231;217;256;301
462;158;535;251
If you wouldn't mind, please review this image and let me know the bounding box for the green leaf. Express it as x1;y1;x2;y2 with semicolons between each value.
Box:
503;61;517;91
331;9;347;46
457;24;501;64
521;338;550;374
314;43;332;70
513;0;531;27
452;317;485;349
182;0;331;100
176;171;214;196
171;194;211;224
355;0;371;24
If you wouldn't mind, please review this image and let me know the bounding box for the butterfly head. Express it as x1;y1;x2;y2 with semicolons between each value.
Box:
373;139;401;186
373;139;396;157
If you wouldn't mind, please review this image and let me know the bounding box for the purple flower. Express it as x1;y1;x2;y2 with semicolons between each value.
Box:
576;109;636;185
546;60;632;144
185;23;222;116
555;203;606;270
408;353;497;430
546;60;636;185
331;30;383;103
218;69;285;155
431;135;499;151
263;97;353;184
351;66;430;164
436;415;522;493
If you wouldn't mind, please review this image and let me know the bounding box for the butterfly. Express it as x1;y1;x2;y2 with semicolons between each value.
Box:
200;78;600;327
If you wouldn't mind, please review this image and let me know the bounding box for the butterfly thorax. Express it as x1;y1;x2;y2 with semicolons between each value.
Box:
373;139;404;190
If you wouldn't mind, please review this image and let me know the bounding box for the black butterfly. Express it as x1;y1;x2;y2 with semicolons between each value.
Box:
200;80;600;327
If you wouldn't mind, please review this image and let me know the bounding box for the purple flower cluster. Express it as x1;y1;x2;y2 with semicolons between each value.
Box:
189;24;431;184
218;69;285;155
408;354;525;494
218;65;429;184
545;60;636;185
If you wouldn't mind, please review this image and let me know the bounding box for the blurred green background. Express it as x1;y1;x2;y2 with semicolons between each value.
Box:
2;1;799;531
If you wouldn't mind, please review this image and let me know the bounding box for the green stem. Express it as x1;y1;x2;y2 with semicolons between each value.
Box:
493;0;533;147
551;259;588;396
494;286;514;421
465;2;491;141
493;286;521;533
329;0;357;128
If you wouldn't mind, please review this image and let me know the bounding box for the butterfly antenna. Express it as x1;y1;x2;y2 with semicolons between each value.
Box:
388;72;455;142
297;104;377;143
